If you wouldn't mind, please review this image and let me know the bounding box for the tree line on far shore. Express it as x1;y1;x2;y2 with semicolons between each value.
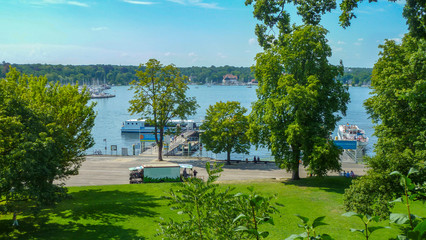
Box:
0;61;372;86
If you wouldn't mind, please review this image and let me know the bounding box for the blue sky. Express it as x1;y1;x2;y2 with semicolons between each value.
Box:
0;0;407;67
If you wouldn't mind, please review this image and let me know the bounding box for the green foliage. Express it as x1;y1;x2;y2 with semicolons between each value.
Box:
248;24;348;180
2;178;424;239
233;187;278;239
0;62;255;85
402;0;426;39
143;176;181;183
157;162;242;239
336;67;372;86
344;35;426;218
128;59;198;161
0;67;96;214
245;0;337;49
389;167;426;239
286;215;331;240
339;0;425;38
365;35;426;176
157;163;278;240
343;172;395;219
200;101;250;164
345;35;425;221
342;212;389;240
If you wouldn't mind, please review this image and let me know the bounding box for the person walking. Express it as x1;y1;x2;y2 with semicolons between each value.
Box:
12;212;18;227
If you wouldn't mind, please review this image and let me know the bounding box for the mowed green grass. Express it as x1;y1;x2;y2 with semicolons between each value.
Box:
1;177;424;240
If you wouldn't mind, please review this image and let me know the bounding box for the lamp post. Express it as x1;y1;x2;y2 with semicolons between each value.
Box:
103;138;107;155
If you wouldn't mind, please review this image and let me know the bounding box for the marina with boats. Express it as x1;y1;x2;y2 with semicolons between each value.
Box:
88;85;375;162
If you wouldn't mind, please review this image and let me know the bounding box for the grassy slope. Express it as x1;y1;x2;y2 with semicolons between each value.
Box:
1;178;424;239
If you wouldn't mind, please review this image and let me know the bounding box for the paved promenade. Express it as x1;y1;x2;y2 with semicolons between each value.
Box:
62;154;368;186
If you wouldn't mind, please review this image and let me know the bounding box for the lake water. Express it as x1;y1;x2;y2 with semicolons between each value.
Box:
88;85;376;159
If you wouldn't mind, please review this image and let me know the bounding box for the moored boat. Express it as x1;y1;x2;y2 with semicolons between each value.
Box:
91;92;116;99
121;119;197;133
337;124;368;146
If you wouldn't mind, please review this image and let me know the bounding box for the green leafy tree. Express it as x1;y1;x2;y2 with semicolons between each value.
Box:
245;0;337;49
233;187;278;239
157;163;242;239
0;67;96;214
339;0;425;39
342;212;389;240
345;35;426;217
343;171;395;219
246;0;425;41
248;24;349;180
364;35;425;176
129;59;198;161
389;167;426;239
246;1;349;180
200;101;250;165
286;215;331;240
158;162;278;240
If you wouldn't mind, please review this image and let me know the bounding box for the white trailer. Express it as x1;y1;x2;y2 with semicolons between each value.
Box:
142;163;181;182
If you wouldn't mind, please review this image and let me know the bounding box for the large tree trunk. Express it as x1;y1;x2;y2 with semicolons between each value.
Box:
291;145;301;180
158;139;163;161
157;130;164;161
227;151;231;165
292;165;300;180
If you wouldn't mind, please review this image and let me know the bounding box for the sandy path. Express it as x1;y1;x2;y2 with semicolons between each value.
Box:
61;155;367;186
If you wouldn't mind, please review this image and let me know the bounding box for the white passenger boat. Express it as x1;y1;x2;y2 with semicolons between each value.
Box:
121;119;196;133
337;124;368;146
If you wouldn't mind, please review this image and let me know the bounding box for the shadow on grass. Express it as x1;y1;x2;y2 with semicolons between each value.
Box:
281;176;354;194
0;217;144;240
0;189;161;239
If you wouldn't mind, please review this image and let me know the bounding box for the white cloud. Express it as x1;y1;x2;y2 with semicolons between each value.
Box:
334;47;343;52
167;0;185;4
188;52;197;57
26;0;89;7
217;52;227;58
354;38;363;46
337;40;345;45
67;1;88;7
167;0;223;9
395;0;406;6
122;0;157;5
390;38;402;44
91;26;108;31
248;38;256;45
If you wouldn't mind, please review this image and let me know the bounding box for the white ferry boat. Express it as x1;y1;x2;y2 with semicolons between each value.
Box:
337;124;369;146
121;119;196;133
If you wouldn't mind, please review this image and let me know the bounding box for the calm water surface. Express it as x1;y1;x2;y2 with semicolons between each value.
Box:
88;85;376;159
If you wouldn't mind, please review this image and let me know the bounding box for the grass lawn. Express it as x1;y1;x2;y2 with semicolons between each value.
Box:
1;177;424;239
